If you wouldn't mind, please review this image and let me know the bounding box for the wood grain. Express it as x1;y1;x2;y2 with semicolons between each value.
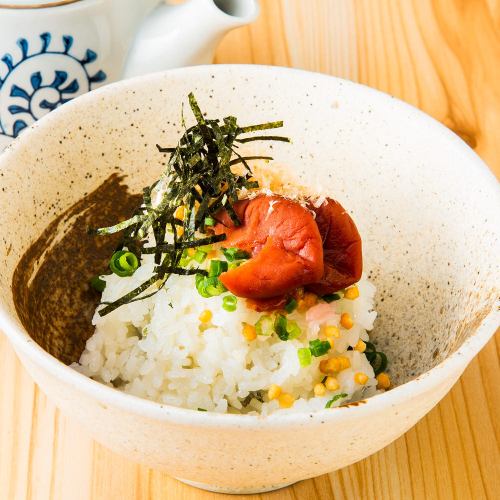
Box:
1;1;499;499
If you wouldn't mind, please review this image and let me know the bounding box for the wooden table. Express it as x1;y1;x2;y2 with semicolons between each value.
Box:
1;1;499;498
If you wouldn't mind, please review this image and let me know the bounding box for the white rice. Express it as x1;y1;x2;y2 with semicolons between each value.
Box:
73;250;379;414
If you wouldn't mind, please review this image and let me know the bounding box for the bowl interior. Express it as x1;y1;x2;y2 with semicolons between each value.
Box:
0;66;498;386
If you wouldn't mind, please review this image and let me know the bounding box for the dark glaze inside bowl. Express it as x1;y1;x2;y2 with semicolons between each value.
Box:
12;175;140;364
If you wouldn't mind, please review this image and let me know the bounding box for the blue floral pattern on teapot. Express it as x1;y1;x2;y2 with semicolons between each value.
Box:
0;0;258;150
0;33;106;141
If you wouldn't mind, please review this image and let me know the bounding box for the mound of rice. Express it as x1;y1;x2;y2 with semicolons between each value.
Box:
74;248;379;414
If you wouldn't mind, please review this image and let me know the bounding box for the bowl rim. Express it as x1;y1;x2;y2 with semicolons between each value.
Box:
0;64;498;428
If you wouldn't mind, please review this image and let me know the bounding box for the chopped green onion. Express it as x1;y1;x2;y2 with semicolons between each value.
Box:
90;275;106;292
322;293;341;303
195;274;210;296
198;244;213;253
222;294;238;312
364;342;388;375
179;257;191;267
236;250;250;259
221;247;250;262
228;261;242;270
196;273;226;297
195;275;211;298
109;250;139;277
273;315;301;341
205;276;226;296
179;249;192;267
325;393;348;408
284;298;297;313
204;277;219;295
193;249;207;263
118;252;138;272
286;320;301;339
204;217;216;226
309;339;331;357
197;408;207;411
209;259;228;277
297;347;312;367
274;314;289;340
255;315;273;336
374;352;388;375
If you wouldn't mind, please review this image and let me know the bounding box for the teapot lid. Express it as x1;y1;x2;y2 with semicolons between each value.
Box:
0;0;81;8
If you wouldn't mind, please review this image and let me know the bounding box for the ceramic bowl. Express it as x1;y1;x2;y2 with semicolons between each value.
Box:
0;65;498;494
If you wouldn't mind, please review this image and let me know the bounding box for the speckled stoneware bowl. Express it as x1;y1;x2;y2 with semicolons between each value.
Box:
0;65;498;494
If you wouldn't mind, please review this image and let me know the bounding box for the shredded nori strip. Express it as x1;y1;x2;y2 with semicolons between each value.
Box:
241;390;264;407
140;233;227;254
90;92;289;316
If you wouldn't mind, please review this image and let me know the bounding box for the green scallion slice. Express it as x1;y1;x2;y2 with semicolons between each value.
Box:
90;275;106;292
273;314;289;341
284;298;297;313
309;339;331;357
209;259;228;277
195;275;211;298
109;250;139;277
364;341;389;375
178;249;192;267
286;320;301;339
222;294;238;312
297;347;312;367
322;293;341;303
255;315;273;336
205;276;226;296
204;217;216;227
374;352;388;375
221;247;250;262
193;249;207;263
325;393;348;408
118;252;138;272
195;273;227;298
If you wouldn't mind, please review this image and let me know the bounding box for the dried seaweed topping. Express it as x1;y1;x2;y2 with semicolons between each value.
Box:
91;93;289;316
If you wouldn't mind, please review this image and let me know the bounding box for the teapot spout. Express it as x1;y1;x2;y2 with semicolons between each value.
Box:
123;0;259;79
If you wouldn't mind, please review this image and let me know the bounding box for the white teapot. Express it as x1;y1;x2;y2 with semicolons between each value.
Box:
0;0;258;149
